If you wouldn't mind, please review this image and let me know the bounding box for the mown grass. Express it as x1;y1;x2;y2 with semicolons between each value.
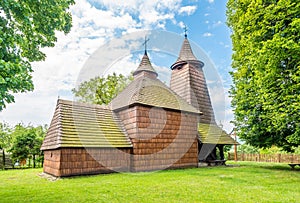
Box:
0;161;299;203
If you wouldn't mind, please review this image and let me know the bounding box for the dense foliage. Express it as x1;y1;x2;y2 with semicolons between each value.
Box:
227;0;300;151
72;73;133;105
0;122;11;169
0;122;46;168
0;0;75;111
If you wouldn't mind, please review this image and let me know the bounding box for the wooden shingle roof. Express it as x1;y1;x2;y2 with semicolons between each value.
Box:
41;99;132;150
110;73;201;114
133;53;158;77
198;123;239;145
171;37;204;70
177;38;197;61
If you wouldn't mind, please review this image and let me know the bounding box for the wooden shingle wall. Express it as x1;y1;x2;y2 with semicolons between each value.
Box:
170;64;215;124
43;148;131;177
43;149;61;177
117;105;199;172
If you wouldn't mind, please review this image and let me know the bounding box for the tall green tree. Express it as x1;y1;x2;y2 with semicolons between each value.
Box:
0;0;75;111
9;124;46;167
0;122;11;169
72;73;133;105
227;0;300;151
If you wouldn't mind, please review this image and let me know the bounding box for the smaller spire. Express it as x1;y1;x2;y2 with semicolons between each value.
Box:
133;52;158;78
133;36;157;78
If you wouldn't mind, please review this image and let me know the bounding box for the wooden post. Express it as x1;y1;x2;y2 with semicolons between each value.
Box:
2;150;5;170
233;130;238;162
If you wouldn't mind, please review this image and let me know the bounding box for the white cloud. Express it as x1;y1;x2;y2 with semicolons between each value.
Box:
203;32;213;37
90;0;182;29
0;0;204;127
178;5;197;16
104;54;138;76
212;20;222;28
208;85;234;133
178;21;185;29
2;0;236;144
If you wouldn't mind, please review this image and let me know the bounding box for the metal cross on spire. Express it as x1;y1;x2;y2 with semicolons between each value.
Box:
184;25;188;38
142;35;150;55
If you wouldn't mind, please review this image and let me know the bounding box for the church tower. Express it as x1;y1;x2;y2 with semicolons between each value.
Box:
170;35;216;125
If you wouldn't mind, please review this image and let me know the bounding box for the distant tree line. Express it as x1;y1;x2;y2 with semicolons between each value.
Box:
0;122;47;169
236;144;300;155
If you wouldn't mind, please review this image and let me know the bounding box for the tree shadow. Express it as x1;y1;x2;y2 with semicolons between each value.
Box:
259;164;300;172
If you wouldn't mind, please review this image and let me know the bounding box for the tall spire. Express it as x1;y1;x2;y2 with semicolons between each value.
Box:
170;31;215;124
177;38;198;61
171;36;204;70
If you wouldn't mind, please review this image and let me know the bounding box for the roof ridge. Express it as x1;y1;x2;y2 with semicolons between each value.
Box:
58;99;110;110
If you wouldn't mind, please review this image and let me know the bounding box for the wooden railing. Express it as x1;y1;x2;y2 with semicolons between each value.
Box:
227;153;300;163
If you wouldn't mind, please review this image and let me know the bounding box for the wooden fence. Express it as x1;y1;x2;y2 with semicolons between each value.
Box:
228;153;300;163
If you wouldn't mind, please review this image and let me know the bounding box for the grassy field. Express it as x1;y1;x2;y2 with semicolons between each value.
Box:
0;161;299;203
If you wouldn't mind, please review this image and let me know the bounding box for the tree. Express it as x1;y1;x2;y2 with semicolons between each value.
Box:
9;124;46;168
237;144;260;154
30;125;47;168
0;122;11;169
227;0;300;151
72;73;133;105
0;0;75;111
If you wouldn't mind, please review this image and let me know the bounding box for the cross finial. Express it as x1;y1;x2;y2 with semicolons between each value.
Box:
184;25;188;38
142;35;150;55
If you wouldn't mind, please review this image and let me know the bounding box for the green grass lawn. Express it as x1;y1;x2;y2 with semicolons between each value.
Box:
0;162;299;203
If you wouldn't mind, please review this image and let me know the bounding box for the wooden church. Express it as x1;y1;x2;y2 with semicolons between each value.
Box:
41;35;238;177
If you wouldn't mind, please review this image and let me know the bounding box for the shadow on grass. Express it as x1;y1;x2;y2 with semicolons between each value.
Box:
236;161;300;172
261;165;300;172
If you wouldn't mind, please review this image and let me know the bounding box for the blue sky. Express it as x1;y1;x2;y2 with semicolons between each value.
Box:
0;0;234;132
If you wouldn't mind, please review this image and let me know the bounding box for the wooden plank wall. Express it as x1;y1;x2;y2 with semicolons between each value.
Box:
118;105;199;172
44;148;131;177
43;149;61;176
